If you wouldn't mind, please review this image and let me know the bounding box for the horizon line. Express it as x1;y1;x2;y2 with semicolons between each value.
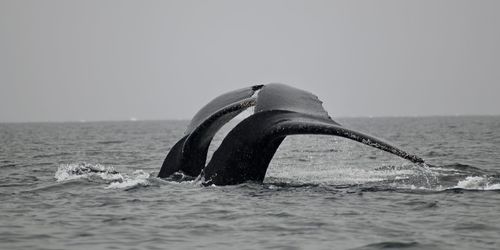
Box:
1;113;500;124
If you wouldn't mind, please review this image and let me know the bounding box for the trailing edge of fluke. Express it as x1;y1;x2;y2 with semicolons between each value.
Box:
158;83;424;186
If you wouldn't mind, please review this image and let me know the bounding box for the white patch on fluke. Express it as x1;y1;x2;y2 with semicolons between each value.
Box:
454;176;500;190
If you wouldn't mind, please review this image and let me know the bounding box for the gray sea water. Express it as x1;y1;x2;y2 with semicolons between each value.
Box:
1;116;500;250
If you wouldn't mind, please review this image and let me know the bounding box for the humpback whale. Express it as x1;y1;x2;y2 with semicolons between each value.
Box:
158;83;424;185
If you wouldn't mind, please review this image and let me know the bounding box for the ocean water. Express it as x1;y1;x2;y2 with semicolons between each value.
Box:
1;116;499;250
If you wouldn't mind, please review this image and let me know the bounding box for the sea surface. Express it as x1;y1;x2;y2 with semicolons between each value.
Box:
1;116;499;250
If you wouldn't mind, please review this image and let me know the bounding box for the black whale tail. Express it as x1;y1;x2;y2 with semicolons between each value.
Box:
158;85;263;178
159;83;424;186
202;110;423;186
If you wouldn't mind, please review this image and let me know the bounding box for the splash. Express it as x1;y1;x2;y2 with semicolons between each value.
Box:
266;161;441;190
106;170;150;189
453;176;500;190
55;163;122;182
412;163;439;188
55;163;151;189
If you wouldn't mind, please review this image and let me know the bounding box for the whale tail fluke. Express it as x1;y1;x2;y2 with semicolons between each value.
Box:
158;85;262;178
159;83;424;186
202;110;423;186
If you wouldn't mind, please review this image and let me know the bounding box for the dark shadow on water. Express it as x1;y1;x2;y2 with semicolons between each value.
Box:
350;241;443;250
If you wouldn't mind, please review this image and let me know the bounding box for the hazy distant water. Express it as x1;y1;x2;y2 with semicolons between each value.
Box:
1;116;500;250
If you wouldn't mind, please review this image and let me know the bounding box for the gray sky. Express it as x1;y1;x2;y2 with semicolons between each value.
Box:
1;0;499;122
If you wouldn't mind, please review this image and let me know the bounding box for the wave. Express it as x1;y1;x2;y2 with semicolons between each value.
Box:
96;140;126;145
33;152;72;159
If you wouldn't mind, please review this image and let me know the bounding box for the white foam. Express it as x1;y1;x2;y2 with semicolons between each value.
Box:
106;170;150;189
453;176;500;190
55;163;151;189
55;163;123;182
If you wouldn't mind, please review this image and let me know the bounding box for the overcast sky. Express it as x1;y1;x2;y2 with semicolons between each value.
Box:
1;0;499;122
